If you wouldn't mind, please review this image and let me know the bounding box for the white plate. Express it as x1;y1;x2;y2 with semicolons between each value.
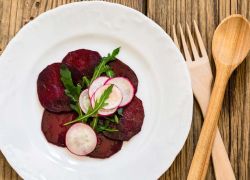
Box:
0;1;193;180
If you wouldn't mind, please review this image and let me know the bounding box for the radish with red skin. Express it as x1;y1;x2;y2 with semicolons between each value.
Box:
79;89;91;114
90;94;95;108
66;123;97;156
97;107;118;117
94;84;122;110
105;77;135;107
109;59;138;92
88;76;109;98
90;93;118;116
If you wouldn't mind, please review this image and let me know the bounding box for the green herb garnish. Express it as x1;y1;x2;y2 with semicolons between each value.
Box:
90;47;120;84
114;114;119;123
64;85;114;126
96;119;118;132
90;117;99;129
60;65;82;102
105;114;120;124
97;126;118;132
60;48;122;133
70;104;82;116
106;69;115;78
117;108;123;116
82;76;90;87
60;65;82;115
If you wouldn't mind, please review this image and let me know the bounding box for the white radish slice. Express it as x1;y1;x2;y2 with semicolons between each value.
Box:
66;123;97;156
88;76;109;98
90;94;96;108
94;84;122;110
98;107;117;116
90;93;118;116
79;89;91;113
105;77;135;107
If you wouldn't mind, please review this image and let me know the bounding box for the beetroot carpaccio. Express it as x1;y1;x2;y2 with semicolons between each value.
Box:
37;63;71;112
103;96;144;141
62;49;101;82
88;133;123;158
41;110;77;147
109;59;138;92
37;48;144;158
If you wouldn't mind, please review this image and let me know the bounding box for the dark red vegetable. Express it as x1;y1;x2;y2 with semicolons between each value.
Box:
103;96;144;141
37;63;71;112
62;49;101;82
109;59;138;91
88;133;123;158
41;110;77;147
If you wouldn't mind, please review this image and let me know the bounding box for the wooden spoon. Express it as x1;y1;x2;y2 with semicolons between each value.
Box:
187;14;250;180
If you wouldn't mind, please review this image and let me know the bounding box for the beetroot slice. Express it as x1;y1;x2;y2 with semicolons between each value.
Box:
37;63;71;112
88;133;123;158
41;110;77;147
103;96;144;141
109;59;138;92
62;49;101;82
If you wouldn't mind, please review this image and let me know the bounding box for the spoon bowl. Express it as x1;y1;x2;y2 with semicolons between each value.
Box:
212;14;250;69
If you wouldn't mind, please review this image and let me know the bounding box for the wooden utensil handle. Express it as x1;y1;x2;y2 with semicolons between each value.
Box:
200;128;235;180
187;69;231;180
198;88;235;180
212;128;236;180
201;128;217;180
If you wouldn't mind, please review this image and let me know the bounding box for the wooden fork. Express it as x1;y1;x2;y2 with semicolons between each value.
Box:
172;21;235;180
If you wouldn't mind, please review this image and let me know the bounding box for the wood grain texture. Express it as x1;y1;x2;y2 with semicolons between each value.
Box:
0;0;249;180
148;0;250;180
188;14;250;180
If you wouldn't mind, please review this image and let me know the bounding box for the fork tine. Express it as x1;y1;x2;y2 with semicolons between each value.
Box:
186;23;200;60
179;23;192;61
172;25;180;49
193;20;208;57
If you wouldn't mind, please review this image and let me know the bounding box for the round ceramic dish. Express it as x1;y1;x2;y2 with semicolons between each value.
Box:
0;1;193;180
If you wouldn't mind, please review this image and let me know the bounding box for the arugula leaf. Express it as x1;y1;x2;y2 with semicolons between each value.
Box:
70;104;82;116
90;117;99;129
96;119;118;132
60;65;82;102
104;119;110;127
96;126;118;132
90;47;120;84
105;114;119;124
103;128;118;132
82;76;90;87
60;65;83;116
106;69;115;78
114;114;119;124
64;85;114;126
117;108;123;116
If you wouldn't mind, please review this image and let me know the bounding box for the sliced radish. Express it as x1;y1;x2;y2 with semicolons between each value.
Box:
79;89;91;113
105;77;135;107
98;107;117;116
65;123;97;156
90;92;118;116
94;84;122;110
88;76;109;98
90;94;96;108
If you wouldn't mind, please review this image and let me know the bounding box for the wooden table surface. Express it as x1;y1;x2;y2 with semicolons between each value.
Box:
0;0;249;179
